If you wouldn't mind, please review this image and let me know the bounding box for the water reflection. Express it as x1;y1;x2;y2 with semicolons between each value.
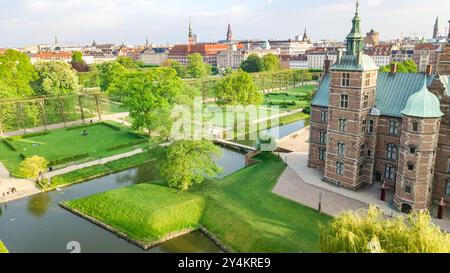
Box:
27;193;52;218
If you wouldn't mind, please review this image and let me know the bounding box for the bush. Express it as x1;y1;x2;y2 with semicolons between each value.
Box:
48;153;91;166
101;121;122;131
66;122;101;131
7;131;50;141
127;131;147;139
3;139;18;151
106;139;148;152
18;156;48;180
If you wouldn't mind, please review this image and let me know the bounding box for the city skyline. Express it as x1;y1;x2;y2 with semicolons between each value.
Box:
0;0;449;47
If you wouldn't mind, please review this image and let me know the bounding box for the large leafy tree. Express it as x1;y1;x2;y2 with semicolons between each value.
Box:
320;205;450;253
187;53;211;78
162;59;187;78
262;53;281;71
379;60;418;73
215;70;263;106
160;140;222;191
117;56;142;69
0;49;37;98
240;54;264;73
33;61;79;96
71;51;89;72
98;61;127;92
18;156;48;180
108;67;187;139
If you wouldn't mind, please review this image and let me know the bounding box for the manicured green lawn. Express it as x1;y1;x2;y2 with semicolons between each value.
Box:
279;112;310;126
0;122;147;177
0;241;8;253
64;153;330;252
263;85;315;111
102;101;129;115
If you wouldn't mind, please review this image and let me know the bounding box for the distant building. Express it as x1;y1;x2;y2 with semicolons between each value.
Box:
140;47;169;66
168;43;229;66
413;44;440;73
34;51;72;64
364;29;379;47
391;49;413;63
280;54;308;69
367;44;394;67
436;20;450;75
216;45;280;69
268;34;313;55
306;48;339;70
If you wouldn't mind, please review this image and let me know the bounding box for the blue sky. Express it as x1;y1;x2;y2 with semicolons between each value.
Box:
0;0;449;47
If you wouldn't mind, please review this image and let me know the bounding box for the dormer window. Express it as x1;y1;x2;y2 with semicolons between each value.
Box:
341;73;350;87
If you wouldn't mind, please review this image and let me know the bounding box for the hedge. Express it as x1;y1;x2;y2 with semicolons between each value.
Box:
127;131;147;139
66;122;102;131
7;131;50;141
3;139;19;151
48;153;91;166
106;139;148;152
101;122;122;131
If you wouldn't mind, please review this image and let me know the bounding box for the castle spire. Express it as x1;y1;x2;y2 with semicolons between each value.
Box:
346;0;364;55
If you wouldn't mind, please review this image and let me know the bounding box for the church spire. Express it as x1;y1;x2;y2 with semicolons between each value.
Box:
346;0;364;55
188;17;193;38
433;16;439;39
226;23;233;42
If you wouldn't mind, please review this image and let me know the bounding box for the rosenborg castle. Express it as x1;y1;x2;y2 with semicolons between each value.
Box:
308;5;450;212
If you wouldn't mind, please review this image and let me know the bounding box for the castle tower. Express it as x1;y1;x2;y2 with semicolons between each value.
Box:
323;1;379;190
188;18;195;46
433;16;439;39
226;23;233;42
394;77;444;212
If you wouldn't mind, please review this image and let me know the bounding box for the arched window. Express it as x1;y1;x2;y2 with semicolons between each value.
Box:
387;144;397;160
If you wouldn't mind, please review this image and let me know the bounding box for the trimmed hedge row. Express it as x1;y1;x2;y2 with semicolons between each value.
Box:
66;122;102;131
3;139;19;151
101;122;122;131
106;139;148;152
6;131;50;141
48;153;91;166
127;131;147;139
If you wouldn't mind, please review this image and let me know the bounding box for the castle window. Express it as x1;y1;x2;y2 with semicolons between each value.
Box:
365;73;371;86
339;118;348;132
404;185;412;194
336;161;345;175
340;94;349;108
409;146;417;154
389;119;399;135
447;158;450;173
337;142;346;157
358;164;363;177
387;144;397;160
368;120;374;133
319;130;326;144
412;121;419;132
341;73;350;87
384;165;396;180
361;119;367;133
407;162;415;171
320;110;328;123
446;180;450;195
363;95;369;108
319;148;326;161
367;150;372;157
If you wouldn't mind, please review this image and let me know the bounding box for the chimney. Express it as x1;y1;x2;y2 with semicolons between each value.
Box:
336;50;343;65
390;63;397;74
324;59;331;73
426;64;433;76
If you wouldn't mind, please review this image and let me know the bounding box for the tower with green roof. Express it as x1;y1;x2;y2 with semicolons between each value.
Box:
394;77;444;212
323;1;379;190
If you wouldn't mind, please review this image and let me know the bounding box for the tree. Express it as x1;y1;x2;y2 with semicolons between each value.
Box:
320;205;450;253
380;60;418;74
98;61;127;91
215;70;263;105
295;69;313;86
240;54;264;73
18;156;48;180
187;53;210;78
262;53;281;71
162;59;187;78
0;49;37;98
117;56;142;69
33;61;79;96
108;67;187;139
160;140;222;191
70;51;89;72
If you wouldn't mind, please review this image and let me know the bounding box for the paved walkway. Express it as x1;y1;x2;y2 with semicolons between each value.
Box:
0;162;40;204
43;148;144;180
273;126;450;232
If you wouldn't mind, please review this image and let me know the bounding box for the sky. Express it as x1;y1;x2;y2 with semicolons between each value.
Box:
0;0;449;47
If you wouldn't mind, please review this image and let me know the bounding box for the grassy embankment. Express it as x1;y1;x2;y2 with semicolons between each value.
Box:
64;153;330;252
0;241;8;253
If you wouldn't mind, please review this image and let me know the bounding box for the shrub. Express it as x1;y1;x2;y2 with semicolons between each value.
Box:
127;131;147;139
106;139;148;152
66;122;101;131
48;153;90;166
18;156;48;180
101;121;122;131
3;139;18;151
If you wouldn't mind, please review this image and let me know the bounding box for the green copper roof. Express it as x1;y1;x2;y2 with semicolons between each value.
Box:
312;72;438;117
330;54;378;71
401;76;444;118
346;1;364;55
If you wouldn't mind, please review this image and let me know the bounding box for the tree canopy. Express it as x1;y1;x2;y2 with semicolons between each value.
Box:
18;156;48;180
160;140;222;191
240;54;264;73
0;49;37;98
379;60;418;73
162;59;187;78
117;56;143;69
33;61;79;96
98;61;127;91
215;70;263;105
320;205;450;253
71;51;89;72
262;53;281;71
187;53;211;78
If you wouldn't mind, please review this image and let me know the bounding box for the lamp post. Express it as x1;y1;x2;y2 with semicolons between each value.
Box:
380;181;387;202
438;198;446;220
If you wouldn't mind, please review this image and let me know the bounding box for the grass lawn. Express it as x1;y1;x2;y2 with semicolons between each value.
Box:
0;122;148;177
279;112;310;126
64;153;330;252
102;101;129;115
0;241;8;253
263;85;315;111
